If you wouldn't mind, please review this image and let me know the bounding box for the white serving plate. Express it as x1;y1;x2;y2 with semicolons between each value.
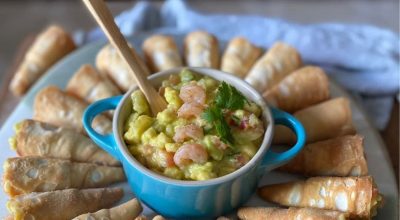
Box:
0;33;397;219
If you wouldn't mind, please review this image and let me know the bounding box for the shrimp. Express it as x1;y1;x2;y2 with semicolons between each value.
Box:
173;143;208;167
173;124;204;142
177;102;204;118
179;83;206;105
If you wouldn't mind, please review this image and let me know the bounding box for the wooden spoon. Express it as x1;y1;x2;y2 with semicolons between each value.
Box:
83;0;167;114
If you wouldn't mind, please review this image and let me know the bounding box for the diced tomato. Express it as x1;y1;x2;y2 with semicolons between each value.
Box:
169;74;181;85
165;151;176;167
234;154;249;168
157;149;176;168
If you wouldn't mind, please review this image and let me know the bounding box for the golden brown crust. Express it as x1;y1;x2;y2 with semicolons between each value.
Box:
134;215;148;220
258;176;379;218
96;44;149;92
238;207;348;220
3;157;125;197
215;216;231;220
10;25;76;96
273;97;356;144
66;64;121;103
279;135;368;176
245;42;302;92
33;86;112;134
12;119;119;166
72;198;142;220
7;188;123;220
184;31;220;68
221;37;262;78
263;66;330;112
142;35;183;72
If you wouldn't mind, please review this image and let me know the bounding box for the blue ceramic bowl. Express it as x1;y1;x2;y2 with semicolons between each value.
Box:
83;67;305;219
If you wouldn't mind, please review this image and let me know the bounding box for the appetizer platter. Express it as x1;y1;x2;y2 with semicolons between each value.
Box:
0;28;398;219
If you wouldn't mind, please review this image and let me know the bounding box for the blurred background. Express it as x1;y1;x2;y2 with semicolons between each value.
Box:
1;0;398;86
0;0;398;176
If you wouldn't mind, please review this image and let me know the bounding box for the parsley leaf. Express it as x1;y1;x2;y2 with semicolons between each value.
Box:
215;82;248;110
202;106;220;122
201;106;234;145
215;119;234;145
202;82;249;146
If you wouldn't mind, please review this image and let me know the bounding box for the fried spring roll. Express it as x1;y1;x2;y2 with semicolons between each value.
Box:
184;31;219;68
216;216;231;220
279;135;368;176
96;44;149;92
221;37;261;78
245;42;302;92
7;187;123;220
72;198;142;220
152;215;166;220
238;207;348;220
258;176;383;219
66;64;121;103
273;97;356;144
9;119;119;166
33;86;112;134
263;66;330;113
10;25;76;96
3;157;125;197
142;35;183;72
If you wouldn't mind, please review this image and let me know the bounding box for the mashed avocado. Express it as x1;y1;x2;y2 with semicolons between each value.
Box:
124;69;265;181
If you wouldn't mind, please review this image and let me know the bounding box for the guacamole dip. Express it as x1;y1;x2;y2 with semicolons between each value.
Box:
124;69;265;181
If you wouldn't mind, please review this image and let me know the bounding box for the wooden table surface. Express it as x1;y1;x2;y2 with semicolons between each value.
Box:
0;1;398;185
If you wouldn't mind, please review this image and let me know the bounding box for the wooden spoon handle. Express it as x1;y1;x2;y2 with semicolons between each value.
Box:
83;0;166;114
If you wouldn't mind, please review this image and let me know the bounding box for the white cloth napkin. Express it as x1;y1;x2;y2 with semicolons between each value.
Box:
76;0;399;130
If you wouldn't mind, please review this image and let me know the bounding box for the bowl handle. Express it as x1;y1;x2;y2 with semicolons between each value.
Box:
82;96;122;160
260;107;306;171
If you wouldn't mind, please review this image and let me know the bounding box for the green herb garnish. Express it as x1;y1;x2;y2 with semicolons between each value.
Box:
202;106;234;145
215;82;248;110
202;82;249;145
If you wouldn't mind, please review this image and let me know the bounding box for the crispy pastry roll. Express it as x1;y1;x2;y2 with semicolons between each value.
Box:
7;187;123;220
273;97;355;144
215;216;231;220
96;44;149;92
10;25;76;96
66;64;121;103
142;35;183;72
3;157;125;197
279;135;368;176
152;215;166;220
263;66;330;113
184;31;219;68
221;37;261;78
33;86;112;134
245;42;302;92
72;198;142;220
238;207;348;220
9;119;119;166
258;176;383;219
